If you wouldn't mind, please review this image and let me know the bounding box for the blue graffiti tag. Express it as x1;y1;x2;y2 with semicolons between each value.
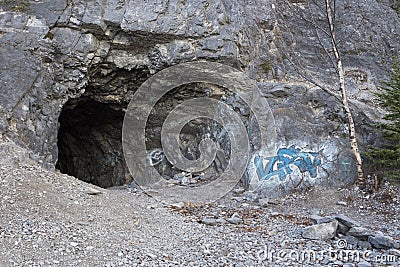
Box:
254;145;322;181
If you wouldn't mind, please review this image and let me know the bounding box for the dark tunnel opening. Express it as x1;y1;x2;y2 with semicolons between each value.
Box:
55;82;259;189
56;98;130;188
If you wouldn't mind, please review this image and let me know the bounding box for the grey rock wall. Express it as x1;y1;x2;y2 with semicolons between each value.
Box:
0;0;399;194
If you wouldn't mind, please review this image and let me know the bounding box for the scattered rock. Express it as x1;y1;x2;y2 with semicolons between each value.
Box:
215;218;227;224
347;227;374;241
258;198;270;207
170;202;185;209
146;253;157;259
181;173;196;185
337;222;350;235
270;212;283;216
335;214;361;228
242;192;258;202
340;235;359;246
357;241;372;250
203;249;211;255
232;188;245;195
302;220;338;240
310;215;335;225
333;261;343;266
226;213;243;224
309;209;322;216
267;199;280;205
85;187;102;195
0;136;398;266
227;217;242;224
231;197;244;202
70;242;79;247
200;218;218;226
200;217;227;226
258;198;279;207
357;260;372;267
203;244;212;255
394;242;400;249
368;235;395;249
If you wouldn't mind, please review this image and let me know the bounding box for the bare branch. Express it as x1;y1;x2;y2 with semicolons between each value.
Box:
283;1;331;37
276;0;366;187
277;43;342;102
307;2;338;70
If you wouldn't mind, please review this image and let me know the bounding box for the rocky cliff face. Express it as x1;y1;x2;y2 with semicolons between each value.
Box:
0;0;399;196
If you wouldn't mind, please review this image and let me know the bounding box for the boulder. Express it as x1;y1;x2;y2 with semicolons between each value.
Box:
201;218;218;226
368;235;395;249
340;235;359;247
357;241;372;250
347;227;375;241
302;220;338;240
337;222;351;235
310;215;336;225
335;214;361;228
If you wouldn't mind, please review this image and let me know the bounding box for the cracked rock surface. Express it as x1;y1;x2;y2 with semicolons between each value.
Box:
1;1;400;193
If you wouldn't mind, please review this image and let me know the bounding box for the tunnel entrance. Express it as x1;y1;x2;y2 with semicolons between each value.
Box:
56;81;259;189
56;98;130;188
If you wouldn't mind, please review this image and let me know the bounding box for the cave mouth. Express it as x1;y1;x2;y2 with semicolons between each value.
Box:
56;98;130;188
56;82;260;189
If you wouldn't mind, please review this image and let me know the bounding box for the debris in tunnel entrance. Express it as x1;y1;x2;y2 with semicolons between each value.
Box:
123;61;274;204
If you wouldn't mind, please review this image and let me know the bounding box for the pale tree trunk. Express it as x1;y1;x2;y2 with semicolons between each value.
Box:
325;0;366;188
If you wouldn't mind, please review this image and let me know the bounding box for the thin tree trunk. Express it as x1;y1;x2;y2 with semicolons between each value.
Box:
325;0;366;188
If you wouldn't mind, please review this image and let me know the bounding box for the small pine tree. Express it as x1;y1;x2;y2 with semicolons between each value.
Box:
365;60;400;181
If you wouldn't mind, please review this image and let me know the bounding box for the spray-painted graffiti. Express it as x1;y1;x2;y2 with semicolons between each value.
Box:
149;149;165;166
254;145;322;181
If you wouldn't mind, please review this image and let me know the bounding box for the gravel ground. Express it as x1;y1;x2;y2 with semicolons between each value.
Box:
0;140;399;267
